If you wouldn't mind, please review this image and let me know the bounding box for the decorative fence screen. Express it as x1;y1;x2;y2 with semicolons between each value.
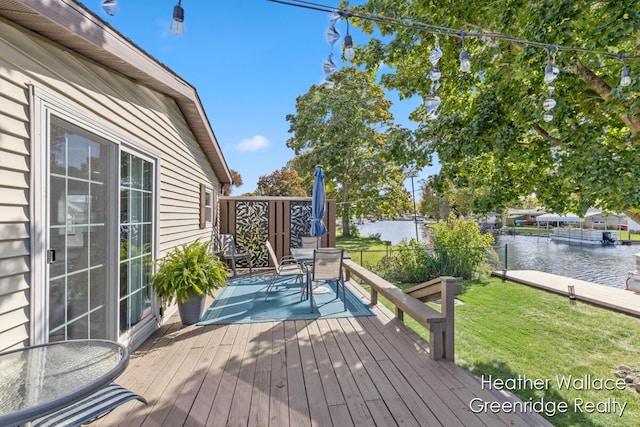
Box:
219;197;336;268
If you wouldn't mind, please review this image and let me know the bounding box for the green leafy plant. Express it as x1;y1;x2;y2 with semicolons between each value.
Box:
151;239;228;304
430;214;495;279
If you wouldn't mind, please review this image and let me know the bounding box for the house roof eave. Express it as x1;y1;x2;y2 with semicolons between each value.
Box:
0;0;232;185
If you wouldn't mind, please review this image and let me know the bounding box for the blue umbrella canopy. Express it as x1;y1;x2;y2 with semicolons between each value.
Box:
310;166;328;237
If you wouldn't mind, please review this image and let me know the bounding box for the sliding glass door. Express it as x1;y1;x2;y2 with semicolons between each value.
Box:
46;115;156;344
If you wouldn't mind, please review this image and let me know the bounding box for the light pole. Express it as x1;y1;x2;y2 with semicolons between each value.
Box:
405;169;419;240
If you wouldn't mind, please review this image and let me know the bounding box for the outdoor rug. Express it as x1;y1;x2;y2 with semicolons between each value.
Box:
197;275;375;325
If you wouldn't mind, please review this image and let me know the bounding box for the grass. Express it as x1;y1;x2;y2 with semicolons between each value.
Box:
379;278;640;426
336;235;392;266
337;234;640;426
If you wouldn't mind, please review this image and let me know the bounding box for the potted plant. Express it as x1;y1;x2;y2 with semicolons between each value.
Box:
151;239;228;325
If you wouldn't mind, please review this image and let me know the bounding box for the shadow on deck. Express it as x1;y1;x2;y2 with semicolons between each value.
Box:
96;272;550;426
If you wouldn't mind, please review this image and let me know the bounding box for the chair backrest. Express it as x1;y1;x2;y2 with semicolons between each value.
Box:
300;236;319;249
312;248;344;281
264;240;280;269
219;234;238;256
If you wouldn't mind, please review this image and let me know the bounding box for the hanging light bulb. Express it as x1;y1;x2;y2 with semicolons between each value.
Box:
544;47;559;83
544;63;555;83
322;79;335;89
429;67;442;81
101;0;118;16
323;54;337;75
621;64;631;87
543;98;556;111
459;36;471;73
326;24;340;46
429;36;443;66
170;1;185;36
424;94;441;118
341;14;355;62
343;33;355;61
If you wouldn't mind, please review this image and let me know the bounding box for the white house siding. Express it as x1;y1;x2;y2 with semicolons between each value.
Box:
0;18;220;351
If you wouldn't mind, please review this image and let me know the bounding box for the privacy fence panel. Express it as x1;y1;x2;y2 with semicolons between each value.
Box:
220;197;336;268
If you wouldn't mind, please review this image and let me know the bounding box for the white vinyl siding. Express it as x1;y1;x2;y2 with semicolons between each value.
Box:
0;18;221;351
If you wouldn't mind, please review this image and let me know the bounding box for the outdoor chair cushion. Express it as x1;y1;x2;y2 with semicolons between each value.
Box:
31;383;147;427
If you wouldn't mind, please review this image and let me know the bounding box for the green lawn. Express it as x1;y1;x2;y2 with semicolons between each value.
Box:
387;279;640;426
337;235;640;426
336;235;391;266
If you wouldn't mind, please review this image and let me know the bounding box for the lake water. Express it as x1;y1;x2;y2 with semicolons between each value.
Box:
357;221;638;289
357;220;426;245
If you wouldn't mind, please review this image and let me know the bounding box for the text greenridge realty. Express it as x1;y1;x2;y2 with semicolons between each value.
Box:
469;375;629;418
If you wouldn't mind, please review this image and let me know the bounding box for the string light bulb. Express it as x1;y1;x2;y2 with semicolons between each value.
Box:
170;0;185;36
459;36;471;73
544;47;559;83
621;64;631;87
101;0;118;16
343;18;355;61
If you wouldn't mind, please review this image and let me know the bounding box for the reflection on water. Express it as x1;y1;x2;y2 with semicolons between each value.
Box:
496;235;638;289
357;220;425;245
356;221;638;289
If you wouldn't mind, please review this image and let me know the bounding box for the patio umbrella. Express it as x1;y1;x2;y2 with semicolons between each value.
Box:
309;165;329;294
310;165;328;240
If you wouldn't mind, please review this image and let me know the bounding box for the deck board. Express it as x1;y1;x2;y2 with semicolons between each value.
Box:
295;320;333;426
98;277;551;426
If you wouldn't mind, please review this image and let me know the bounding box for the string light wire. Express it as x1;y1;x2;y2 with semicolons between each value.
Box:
266;0;640;62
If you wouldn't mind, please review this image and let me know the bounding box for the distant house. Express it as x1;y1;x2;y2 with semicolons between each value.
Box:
0;1;232;352
505;208;546;226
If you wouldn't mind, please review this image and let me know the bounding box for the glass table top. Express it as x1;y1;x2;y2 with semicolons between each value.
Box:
0;339;128;425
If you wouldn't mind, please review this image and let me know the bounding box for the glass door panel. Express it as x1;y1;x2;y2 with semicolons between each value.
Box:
48;116;114;341
119;151;154;333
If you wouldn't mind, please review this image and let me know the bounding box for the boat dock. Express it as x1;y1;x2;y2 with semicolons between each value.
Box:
492;270;640;318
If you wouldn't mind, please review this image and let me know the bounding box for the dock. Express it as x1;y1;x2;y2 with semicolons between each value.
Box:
492;270;640;318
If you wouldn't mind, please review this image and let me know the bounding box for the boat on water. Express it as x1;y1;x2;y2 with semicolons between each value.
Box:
551;229;619;246
627;253;640;292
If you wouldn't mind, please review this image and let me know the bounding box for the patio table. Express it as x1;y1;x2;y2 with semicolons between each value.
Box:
0;339;129;426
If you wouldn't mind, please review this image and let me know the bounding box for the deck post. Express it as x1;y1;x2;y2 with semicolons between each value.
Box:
370;288;378;305
440;276;457;360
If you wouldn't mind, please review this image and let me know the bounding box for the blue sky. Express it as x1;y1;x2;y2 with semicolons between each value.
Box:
85;0;439;195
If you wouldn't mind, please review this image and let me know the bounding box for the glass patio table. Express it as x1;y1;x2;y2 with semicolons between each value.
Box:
0;339;129;426
290;248;351;311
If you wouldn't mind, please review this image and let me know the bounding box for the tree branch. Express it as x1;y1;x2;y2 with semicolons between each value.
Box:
533;124;562;146
567;59;640;137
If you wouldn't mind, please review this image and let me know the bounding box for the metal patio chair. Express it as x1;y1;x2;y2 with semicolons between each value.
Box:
300;235;320;249
304;248;347;311
264;240;305;301
215;234;252;277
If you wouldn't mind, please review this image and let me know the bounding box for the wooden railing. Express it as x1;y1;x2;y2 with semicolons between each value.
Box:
343;259;459;361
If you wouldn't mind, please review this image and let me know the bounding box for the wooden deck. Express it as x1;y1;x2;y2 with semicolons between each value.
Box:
494;269;640;317
97;276;550;426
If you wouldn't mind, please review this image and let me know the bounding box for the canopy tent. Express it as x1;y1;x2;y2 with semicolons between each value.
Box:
535;213;584;223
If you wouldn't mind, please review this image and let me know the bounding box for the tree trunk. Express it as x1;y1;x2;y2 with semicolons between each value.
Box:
342;213;351;238
623;208;640;227
341;183;350;237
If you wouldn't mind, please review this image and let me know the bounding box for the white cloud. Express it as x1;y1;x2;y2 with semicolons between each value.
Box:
236;135;270;152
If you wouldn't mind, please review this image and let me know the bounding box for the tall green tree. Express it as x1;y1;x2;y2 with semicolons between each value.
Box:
349;1;640;221
255;167;307;196
286;67;414;236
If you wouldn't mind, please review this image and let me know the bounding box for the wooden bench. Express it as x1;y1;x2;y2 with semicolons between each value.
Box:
343;259;458;360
